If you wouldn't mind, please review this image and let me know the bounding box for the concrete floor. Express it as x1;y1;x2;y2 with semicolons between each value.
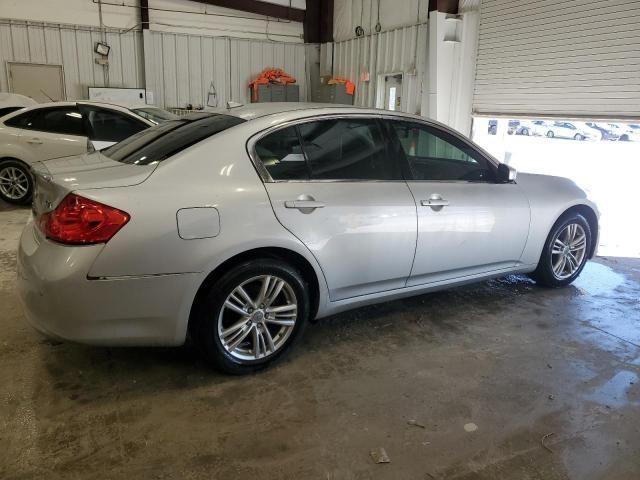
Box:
1;201;639;480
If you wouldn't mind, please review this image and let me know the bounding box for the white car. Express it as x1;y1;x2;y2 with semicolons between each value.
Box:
0;93;37;118
543;121;598;141
0;102;176;204
516;120;548;136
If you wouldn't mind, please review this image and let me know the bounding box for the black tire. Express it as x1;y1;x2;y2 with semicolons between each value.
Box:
0;159;33;205
546;131;554;138
522;127;530;136
530;213;592;287
620;134;629;142
191;259;310;374
574;133;584;141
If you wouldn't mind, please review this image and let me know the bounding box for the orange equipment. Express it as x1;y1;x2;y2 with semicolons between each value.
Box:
327;77;355;95
249;68;296;101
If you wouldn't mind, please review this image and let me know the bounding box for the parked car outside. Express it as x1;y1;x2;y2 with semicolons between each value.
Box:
0;102;173;204
507;120;519;135
617;124;640;142
488;119;497;135
516;120;547;136
585;122;619;141
17;103;600;374
0;92;37;118
544;121;598;141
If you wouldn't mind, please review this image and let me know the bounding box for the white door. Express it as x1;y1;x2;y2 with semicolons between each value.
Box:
387;119;531;286
7;106;88;162
253;118;417;301
8;63;65;102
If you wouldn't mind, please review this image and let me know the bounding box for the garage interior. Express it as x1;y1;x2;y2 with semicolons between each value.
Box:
1;0;639;479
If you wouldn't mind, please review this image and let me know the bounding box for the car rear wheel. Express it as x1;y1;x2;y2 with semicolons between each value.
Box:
192;259;309;374
531;213;591;287
619;134;629;141
0;159;33;205
546;131;554;138
574;133;585;141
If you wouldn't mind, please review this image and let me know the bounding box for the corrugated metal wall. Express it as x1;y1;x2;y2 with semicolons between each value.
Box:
332;25;428;115
145;31;307;109
0;19;144;100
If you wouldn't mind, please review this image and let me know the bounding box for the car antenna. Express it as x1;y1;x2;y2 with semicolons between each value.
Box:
226;101;243;109
40;89;55;102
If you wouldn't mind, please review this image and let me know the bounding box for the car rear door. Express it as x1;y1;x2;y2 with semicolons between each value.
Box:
386;118;531;286
252;116;417;301
79;104;149;150
5;105;88;161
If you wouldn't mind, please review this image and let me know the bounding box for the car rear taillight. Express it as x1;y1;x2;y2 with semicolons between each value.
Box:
40;194;130;245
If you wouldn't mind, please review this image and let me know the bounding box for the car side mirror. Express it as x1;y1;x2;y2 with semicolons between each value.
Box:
497;164;517;183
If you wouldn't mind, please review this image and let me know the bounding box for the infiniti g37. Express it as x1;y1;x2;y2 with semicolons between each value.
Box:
17;104;599;374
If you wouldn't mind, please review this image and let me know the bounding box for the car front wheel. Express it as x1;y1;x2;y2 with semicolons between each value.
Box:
0;159;33;205
531;213;591;287
546;131;554;138
192;259;309;374
574;133;585;141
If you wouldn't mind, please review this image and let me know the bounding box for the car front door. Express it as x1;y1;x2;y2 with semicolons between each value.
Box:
251;116;417;301
387;119;531;286
6;105;88;162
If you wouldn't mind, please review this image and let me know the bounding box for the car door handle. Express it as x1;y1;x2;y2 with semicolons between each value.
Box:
284;200;326;209
26;138;43;145
421;199;449;207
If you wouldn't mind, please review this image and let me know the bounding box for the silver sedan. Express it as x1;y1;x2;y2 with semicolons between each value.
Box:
17;104;599;374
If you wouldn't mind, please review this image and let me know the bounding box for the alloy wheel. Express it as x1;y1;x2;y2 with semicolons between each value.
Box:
218;275;298;361
550;223;587;280
0;166;29;201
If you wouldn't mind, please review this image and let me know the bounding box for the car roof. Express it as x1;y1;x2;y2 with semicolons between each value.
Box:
0;100;155;124
2;100;147;112
0;93;37;108
221;102;425;122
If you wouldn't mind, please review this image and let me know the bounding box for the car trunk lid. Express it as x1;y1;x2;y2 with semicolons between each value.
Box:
31;151;156;215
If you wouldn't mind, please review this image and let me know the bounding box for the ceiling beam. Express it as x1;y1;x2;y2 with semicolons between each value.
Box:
429;0;459;14
140;0;149;29
193;0;305;23
304;0;333;43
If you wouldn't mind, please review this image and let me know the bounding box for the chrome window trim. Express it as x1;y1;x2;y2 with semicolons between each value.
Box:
245;112;500;184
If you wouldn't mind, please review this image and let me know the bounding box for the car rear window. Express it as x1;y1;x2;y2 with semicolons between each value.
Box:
101;113;245;165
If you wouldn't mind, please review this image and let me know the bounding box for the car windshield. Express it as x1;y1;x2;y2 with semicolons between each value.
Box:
101;113;245;165
132;107;179;125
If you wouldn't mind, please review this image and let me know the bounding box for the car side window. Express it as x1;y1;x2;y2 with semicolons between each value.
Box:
255;126;309;180
390;121;496;182
298;119;400;180
5;107;85;136
82;107;148;142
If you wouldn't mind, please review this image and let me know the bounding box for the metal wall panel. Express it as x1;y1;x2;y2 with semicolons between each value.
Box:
0;19;143;100
333;24;427;114
145;30;307;108
474;0;640;118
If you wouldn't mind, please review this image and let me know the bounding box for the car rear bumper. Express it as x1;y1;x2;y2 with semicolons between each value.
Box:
17;219;197;346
